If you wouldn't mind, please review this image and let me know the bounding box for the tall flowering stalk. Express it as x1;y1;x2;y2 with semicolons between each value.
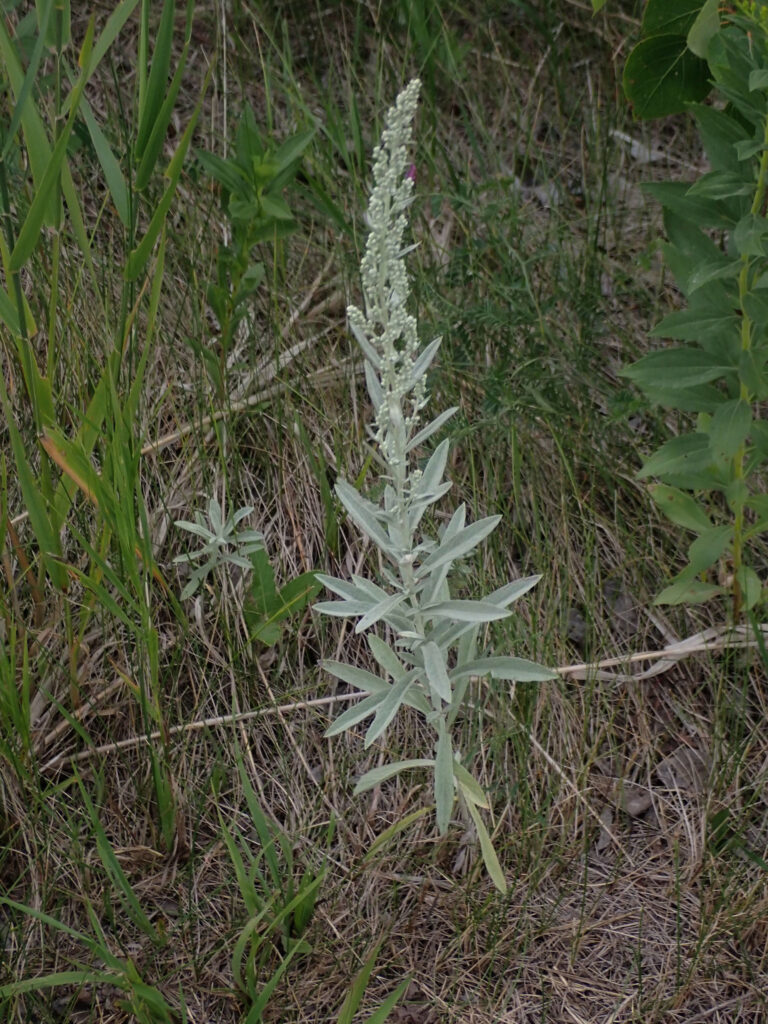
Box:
315;80;555;892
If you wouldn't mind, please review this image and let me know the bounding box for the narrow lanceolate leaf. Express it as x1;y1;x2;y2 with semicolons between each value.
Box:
422;640;452;704
418;515;502;576
324;692;385;738
485;575;542;608
622;347;731;390
321;661;390;694
409;335;443;384
364;676;415;747
314;598;375;618
423;600;511;623
334;479;393;553
649;484;713;534
434;723;455;835
353;759;435;794
687;525;733;573
413;438;451;499
453;763;489;808
464;800;507;895
79;97;129;225
367;634;404;678
355;591;407;632
11;20;95;269
655;576;723;605
406;406;458;452
451;656;557;682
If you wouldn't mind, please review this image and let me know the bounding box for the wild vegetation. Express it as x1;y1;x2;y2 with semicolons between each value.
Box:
0;1;767;1022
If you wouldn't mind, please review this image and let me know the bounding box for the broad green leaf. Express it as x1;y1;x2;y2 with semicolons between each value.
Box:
642;0;704;36
708;399;751;461
750;69;768;92
622;348;731;389
655;575;723;605
422;640;452;704
650;306;739;343
742;289;768;327
451;656;557;682
734;213;768;257
336;941;397;1024
364;676;416;746
464;800;507;894
735;566;762;610
687;255;741;293
693;104;749;174
434;722;454;835
423;600;511;623
623;35;710;119
248;547;278;612
686;0;720;59
353;759;435;794
39;427;105;508
637;432;722;488
79;97;130;226
649;484;713;533
688;170;753;201
418;515;501;576
642;181;738;228
688;524;733;573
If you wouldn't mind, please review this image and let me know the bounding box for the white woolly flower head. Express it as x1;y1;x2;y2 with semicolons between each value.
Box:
346;78;427;474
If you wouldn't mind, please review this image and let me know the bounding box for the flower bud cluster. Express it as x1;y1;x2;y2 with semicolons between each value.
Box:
346;79;426;475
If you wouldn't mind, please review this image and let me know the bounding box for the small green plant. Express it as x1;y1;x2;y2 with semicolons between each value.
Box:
194;109;314;394
315;79;556;893
619;1;768;618
244;548;321;646
173;496;265;600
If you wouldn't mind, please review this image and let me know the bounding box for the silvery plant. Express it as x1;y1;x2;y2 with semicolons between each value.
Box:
315;79;555;892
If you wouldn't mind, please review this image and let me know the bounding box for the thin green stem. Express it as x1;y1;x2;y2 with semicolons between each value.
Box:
731;111;768;620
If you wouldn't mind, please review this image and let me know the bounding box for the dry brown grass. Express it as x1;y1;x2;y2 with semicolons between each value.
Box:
2;1;768;1022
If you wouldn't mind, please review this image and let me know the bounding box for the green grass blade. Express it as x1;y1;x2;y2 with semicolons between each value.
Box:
10;19;95;270
79;96;129;226
125;64;211;281
134;0;175;160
